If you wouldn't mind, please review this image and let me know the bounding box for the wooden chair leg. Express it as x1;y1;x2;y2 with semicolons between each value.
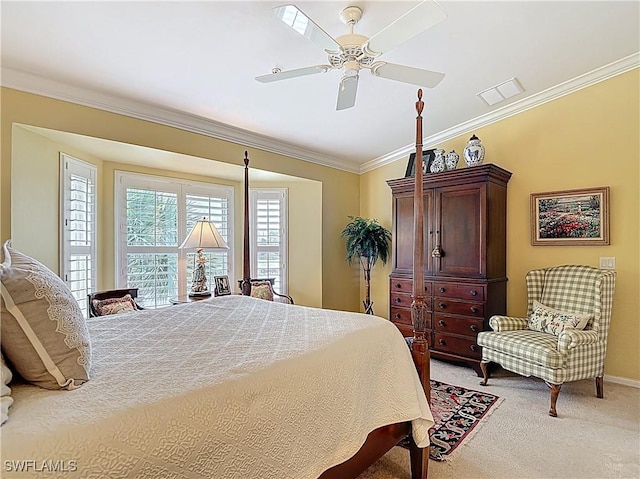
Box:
409;438;429;479
479;360;490;386
548;383;562;417
595;377;604;398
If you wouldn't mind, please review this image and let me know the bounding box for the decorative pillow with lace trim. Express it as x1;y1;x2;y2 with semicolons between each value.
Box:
0;241;91;390
92;294;137;316
527;300;592;336
250;281;274;301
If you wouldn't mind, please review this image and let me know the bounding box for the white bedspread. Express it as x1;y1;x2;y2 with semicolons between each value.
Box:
2;295;433;478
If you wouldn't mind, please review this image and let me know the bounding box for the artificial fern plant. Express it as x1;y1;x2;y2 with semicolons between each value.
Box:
341;216;391;314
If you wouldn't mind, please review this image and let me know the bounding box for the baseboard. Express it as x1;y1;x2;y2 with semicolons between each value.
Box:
604;374;640;388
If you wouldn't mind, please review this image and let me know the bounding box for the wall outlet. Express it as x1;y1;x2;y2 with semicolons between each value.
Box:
599;257;616;270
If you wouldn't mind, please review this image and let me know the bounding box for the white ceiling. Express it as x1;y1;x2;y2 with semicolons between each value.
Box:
2;1;639;174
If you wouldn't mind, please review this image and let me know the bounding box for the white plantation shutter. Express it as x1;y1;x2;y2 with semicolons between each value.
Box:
184;191;230;290
116;172;233;308
60;154;97;318
250;189;288;294
123;185;179;308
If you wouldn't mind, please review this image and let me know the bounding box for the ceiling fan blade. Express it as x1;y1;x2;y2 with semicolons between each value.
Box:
364;1;447;56
371;62;445;88
336;75;359;111
255;65;331;83
272;5;341;53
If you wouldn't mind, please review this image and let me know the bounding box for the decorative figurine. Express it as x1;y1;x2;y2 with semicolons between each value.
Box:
189;248;210;296
463;135;485;167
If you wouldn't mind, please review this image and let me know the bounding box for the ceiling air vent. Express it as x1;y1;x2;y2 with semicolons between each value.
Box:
477;78;524;106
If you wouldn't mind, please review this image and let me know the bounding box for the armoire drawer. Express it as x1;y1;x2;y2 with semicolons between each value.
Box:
391;307;432;329
390;278;432;295
434;282;485;301
433;333;482;359
433;315;484;337
432;298;484;318
390;293;432;310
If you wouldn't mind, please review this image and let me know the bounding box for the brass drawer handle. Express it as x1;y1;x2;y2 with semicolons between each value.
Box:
395;313;401;319
470;344;478;352
470;325;479;332
439;287;446;293
395;297;402;303
471;290;478;296
438;338;446;346
438;320;445;327
438;302;446;309
470;306;478;313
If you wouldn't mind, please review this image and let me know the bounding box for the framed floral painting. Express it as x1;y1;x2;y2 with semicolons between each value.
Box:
531;187;610;246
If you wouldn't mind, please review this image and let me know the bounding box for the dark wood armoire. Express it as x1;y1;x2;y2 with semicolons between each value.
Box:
387;164;512;376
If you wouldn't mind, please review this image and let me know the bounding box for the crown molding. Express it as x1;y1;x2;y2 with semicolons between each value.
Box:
3;53;637;177
359;53;640;174
0;68;361;174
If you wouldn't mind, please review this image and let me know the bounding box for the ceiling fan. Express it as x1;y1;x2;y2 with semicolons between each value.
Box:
255;1;447;110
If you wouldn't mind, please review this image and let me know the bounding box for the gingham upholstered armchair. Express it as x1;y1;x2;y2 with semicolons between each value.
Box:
477;265;616;417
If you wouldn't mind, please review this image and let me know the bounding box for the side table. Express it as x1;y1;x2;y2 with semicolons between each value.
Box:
169;294;212;305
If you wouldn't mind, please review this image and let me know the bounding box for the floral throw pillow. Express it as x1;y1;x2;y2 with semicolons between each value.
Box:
250;281;274;301
92;294;137;316
527;300;592;336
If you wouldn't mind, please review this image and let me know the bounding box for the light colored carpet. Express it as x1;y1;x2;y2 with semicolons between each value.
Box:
359;359;640;479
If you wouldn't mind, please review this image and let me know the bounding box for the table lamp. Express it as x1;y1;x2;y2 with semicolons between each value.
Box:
179;217;229;296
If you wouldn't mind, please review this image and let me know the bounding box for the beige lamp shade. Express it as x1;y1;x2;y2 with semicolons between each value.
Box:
179;218;229;250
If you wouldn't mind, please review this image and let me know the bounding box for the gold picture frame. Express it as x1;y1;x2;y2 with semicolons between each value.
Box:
531;186;610;246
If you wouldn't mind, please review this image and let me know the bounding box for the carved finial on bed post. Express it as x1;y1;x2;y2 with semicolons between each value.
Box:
241;151;252;296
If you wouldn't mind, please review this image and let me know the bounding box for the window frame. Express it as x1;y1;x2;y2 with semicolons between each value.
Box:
115;171;234;307
250;188;288;294
59;153;97;317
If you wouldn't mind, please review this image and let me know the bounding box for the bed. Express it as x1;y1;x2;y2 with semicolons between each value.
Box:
1;91;433;478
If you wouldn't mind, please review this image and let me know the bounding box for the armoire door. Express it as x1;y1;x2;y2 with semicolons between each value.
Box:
391;190;434;275
433;184;486;277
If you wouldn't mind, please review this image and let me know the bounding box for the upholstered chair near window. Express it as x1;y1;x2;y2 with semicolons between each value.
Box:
249;279;294;305
477;265;616;417
88;288;144;318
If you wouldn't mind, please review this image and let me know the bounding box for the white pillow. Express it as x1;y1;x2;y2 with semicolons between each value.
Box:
528;300;592;336
1;354;14;426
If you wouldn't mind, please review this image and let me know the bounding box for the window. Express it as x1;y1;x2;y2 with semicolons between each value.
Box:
60;154;97;318
250;188;288;294
116;172;233;308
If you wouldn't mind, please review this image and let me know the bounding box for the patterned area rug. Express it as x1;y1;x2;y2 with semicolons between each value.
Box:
401;379;501;461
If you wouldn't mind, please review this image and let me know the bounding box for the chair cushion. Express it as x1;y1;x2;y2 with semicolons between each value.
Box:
92;294;137;316
0;242;91;390
477;329;563;369
250;281;274;301
528;300;591;336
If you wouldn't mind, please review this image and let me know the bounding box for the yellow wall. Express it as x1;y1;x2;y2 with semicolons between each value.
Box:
361;69;640;381
251;180;323;308
1;88;359;311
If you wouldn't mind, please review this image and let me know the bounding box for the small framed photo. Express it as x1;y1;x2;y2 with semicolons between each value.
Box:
531;186;610;246
405;150;435;177
213;275;231;296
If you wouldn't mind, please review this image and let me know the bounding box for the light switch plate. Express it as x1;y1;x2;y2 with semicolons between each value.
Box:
599;257;616;269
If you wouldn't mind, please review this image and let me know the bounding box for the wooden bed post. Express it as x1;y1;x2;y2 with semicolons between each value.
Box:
409;89;431;479
240;151;252;296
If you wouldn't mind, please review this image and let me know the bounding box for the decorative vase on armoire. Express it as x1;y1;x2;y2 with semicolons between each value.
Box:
463;135;485;167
